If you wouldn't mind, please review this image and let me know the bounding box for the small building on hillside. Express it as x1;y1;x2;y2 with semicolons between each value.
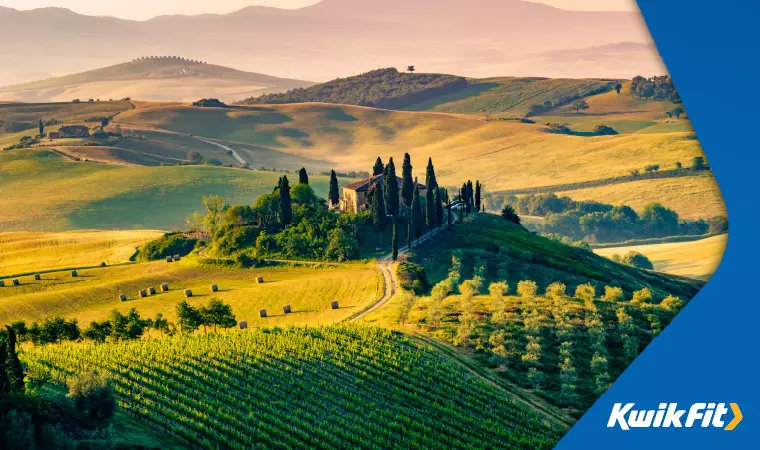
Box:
48;132;60;140
57;125;90;138
335;174;426;213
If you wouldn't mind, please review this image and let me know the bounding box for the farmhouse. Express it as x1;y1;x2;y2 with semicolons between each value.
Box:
57;125;90;138
335;174;426;213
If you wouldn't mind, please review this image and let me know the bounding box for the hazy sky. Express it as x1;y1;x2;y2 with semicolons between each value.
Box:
0;0;639;20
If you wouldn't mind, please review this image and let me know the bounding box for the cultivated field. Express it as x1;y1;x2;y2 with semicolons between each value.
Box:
0;230;162;275
595;234;728;280
0;258;382;326
24;326;562;449
0;149;338;231
557;174;726;220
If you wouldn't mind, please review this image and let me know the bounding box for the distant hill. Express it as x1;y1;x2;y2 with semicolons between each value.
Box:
241;68;468;109
0;0;659;86
0;57;314;103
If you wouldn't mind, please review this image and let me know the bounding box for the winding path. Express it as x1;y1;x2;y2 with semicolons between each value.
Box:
195;137;249;166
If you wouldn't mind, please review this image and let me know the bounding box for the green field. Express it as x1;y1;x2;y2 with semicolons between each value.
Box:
595;234;728;280
24;326;562;449
0;149;339;232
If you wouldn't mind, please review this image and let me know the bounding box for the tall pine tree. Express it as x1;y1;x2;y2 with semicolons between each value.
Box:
298;168;309;185
412;186;423;238
401;153;414;207
4;326;24;393
329;170;339;207
279;176;292;227
373;157;385;176
384;157;399;216
466;181;474;213
371;186;387;233
475;181;481;212
39;119;44;136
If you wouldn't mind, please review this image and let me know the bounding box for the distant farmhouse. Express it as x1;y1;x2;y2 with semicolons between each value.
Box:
336;174;426;213
53;126;90;139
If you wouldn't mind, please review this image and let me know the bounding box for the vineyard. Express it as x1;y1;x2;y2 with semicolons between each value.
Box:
24;325;562;449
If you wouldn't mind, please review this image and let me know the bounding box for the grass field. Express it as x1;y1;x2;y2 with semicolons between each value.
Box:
0;257;382;327
594;234;727;280
24;326;561;448
403;77;616;118
114;102;707;193
0;149;339;232
0;101;132;131
556;174;726;220
0;230;162;275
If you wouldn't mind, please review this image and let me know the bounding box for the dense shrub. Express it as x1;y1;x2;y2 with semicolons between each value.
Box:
610;251;654;270
593;124;618;135
68;372;116;419
544;122;573;134
241;68;468;109
192;98;227;107
397;262;430;295
138;234;198;262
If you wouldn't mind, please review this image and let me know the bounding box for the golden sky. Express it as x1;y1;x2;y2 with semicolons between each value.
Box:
0;0;639;20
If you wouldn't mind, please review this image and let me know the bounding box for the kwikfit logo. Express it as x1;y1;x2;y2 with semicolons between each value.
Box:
608;403;742;431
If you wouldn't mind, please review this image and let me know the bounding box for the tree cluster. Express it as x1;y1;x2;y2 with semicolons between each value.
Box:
631;75;681;103
241;68;468;109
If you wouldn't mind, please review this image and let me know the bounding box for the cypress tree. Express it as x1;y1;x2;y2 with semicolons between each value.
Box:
412;186;423;238
426;185;436;230
448;203;452;227
435;188;444;227
4;326;24;393
373;157;385;176
279;176;292;227
475;181;481;212
0;334;8;393
392;218;399;261
425;157;438;191
466;181;474;214
298;167;309;185
371;186;387;233
39;119;44;136
329;170;340;207
401;153;414;207
384;158;399;216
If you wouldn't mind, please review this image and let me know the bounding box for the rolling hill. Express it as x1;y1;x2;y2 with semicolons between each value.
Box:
0;57;314;103
0;0;660;88
0;149;340;232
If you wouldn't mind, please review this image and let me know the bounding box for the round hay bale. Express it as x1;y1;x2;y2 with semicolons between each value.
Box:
33;274;41;281
173;255;181;262
239;321;248;330
184;289;193;298
119;294;127;302
71;270;78;277
331;300;339;310
161;283;169;292
0;280;5;287
100;262;107;267
12;279;20;286
139;289;147;298
259;309;268;318
256;277;264;284
166;256;173;263
210;284;219;293
148;287;157;295
282;305;292;314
